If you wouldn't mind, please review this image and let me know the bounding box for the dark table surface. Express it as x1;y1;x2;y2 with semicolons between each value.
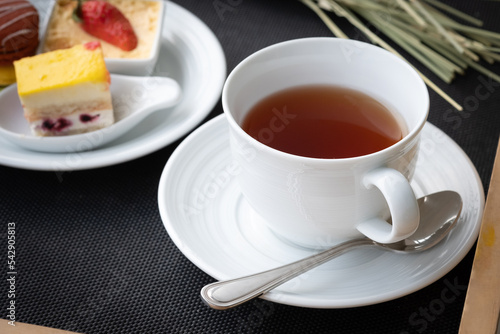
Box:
2;0;500;333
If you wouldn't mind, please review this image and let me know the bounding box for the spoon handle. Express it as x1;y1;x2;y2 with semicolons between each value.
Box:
200;238;373;309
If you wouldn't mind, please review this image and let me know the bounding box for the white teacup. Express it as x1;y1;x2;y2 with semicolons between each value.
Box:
222;38;429;248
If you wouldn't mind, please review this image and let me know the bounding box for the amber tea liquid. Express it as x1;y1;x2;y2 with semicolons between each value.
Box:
241;85;405;159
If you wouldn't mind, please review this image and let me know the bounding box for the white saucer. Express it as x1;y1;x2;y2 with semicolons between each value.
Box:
0;2;226;171
158;114;484;308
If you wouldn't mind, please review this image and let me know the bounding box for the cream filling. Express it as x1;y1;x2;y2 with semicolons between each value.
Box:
19;82;111;110
30;109;114;136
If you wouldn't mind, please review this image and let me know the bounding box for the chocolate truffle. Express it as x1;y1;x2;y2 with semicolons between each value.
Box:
0;0;39;65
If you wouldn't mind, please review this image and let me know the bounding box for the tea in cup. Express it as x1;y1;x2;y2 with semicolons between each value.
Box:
241;85;405;159
223;38;429;248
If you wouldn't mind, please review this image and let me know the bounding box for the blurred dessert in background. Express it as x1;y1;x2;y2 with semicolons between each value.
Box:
43;0;161;59
0;0;39;86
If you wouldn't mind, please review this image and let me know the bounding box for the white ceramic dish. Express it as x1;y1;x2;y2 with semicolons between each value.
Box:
37;0;165;76
158;115;484;308
0;1;226;171
0;75;181;153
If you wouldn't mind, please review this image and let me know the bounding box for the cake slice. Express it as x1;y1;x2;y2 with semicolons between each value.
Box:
13;42;114;136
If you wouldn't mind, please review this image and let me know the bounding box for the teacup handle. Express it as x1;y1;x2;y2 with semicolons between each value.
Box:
357;167;419;243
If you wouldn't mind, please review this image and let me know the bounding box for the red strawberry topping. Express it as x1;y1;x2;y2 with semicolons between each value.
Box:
83;41;101;51
73;0;138;51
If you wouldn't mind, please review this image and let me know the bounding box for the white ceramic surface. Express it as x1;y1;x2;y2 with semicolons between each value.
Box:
223;38;429;246
158;115;484;309
0;2;226;171
0;75;181;153
37;0;165;76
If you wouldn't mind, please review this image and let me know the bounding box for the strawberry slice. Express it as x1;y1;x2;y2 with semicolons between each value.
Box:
73;0;138;51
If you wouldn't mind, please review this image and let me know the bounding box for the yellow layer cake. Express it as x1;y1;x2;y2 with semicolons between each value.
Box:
13;42;114;136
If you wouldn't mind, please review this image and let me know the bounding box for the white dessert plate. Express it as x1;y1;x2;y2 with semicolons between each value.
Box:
0;2;226;170
158;115;484;308
0;75;181;153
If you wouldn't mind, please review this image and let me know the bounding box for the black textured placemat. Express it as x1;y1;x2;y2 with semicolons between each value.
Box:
2;0;500;333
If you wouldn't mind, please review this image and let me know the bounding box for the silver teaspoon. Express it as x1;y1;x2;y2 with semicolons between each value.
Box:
201;190;462;310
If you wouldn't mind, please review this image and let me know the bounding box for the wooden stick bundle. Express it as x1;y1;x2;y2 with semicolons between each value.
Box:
301;0;500;111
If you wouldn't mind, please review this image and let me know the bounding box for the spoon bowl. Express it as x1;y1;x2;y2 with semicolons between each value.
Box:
201;190;462;309
0;74;182;153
